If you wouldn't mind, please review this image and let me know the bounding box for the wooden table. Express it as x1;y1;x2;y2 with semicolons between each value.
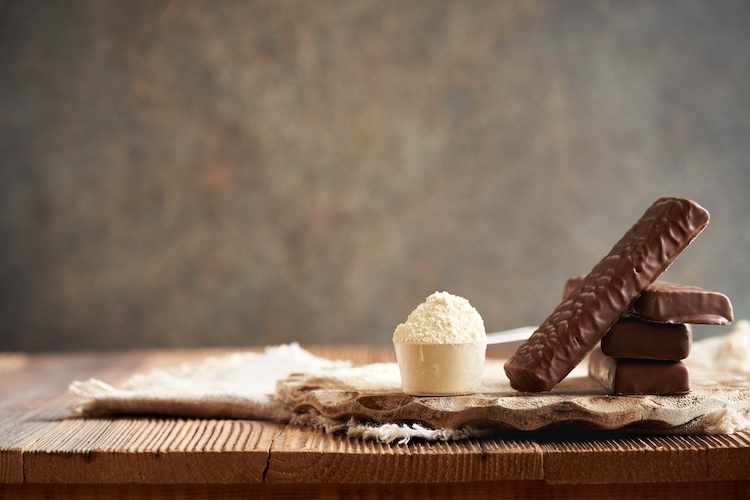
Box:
1;345;750;499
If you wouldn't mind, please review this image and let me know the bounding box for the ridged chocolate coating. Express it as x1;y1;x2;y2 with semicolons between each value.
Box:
563;277;734;325
588;346;691;395
504;197;709;392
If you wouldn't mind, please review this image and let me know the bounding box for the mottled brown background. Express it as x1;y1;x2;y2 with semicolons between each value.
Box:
1;0;749;351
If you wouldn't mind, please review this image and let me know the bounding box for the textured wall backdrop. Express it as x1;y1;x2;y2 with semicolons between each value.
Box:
1;0;749;351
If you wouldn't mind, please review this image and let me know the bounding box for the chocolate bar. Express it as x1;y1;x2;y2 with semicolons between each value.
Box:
561;275;586;302
504;197;709;392
588;346;691;395
563;276;733;325
601;318;691;360
632;282;733;325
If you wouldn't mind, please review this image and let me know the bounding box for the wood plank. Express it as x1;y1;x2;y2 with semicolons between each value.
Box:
0;350;150;483
3;480;750;500
0;348;255;485
0;421;60;484
540;432;750;484
0;351;147;421
23;418;283;484
698;433;750;480
265;424;543;483
3;346;750;488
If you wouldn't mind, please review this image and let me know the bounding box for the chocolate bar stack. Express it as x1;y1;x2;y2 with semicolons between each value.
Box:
563;277;734;395
504;197;733;395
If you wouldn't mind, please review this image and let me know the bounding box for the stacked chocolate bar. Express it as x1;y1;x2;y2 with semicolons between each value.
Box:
563;277;734;395
504;197;733;395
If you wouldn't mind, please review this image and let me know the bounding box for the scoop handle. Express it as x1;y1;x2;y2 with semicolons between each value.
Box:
485;326;537;345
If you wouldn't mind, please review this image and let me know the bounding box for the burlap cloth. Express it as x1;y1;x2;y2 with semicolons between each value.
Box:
70;322;750;444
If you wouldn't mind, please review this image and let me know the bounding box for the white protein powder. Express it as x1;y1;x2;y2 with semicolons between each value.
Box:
392;291;486;345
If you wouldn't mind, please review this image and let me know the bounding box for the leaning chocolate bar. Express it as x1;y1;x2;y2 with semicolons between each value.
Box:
600;318;691;360
504;197;709;392
588;346;691;395
563;277;733;326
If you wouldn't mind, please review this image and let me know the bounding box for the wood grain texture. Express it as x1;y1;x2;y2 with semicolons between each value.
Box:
539;433;750;484
23;418;284;484
266;425;543;483
2;346;750;492
3;481;750;500
0;350;146;483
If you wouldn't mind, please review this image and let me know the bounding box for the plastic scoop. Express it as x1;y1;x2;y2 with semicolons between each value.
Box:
485;325;537;344
395;326;537;396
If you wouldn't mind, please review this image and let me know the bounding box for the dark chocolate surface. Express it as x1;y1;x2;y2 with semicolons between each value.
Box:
588;346;691;395
601;318;692;360
504;197;709;392
564;276;733;325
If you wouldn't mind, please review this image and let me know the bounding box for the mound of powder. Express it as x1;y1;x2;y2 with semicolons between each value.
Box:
392;291;486;345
